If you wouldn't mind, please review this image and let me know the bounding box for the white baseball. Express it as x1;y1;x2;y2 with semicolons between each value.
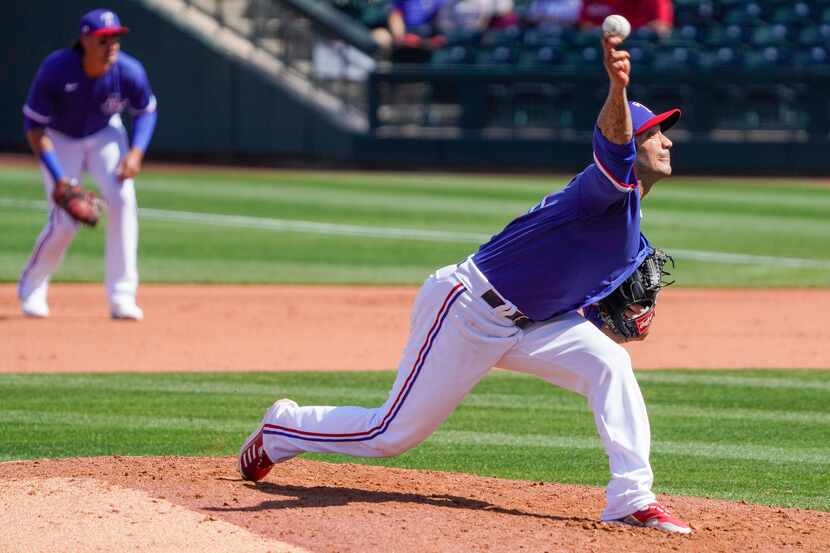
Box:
602;14;631;40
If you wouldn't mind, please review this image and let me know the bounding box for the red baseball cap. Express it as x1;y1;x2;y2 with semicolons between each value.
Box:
629;101;681;136
80;9;130;36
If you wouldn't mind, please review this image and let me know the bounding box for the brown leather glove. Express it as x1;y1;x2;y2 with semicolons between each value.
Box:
52;178;103;227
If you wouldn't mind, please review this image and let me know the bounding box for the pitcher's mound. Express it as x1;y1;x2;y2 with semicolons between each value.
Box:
0;456;827;553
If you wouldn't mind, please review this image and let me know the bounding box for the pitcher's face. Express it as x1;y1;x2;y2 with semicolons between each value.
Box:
636;127;673;178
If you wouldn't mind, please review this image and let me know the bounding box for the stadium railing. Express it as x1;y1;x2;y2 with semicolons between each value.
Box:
177;0;830;168
181;0;380;119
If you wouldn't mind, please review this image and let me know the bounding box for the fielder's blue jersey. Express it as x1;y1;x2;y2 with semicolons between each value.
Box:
22;48;156;138
473;127;653;321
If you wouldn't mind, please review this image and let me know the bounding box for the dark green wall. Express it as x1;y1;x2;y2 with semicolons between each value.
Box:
3;1;827;173
1;0;356;161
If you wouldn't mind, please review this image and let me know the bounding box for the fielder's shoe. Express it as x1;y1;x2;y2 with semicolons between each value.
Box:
238;399;299;482
21;297;50;318
111;303;144;321
615;503;692;534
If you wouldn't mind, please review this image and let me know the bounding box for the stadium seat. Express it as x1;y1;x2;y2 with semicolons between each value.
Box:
769;2;811;27
630;26;659;44
673;1;703;28
796;25;830;47
431;45;473;65
293;0;830;78
443;28;482;47
682;0;719;25
566;27;602;49
482;26;523;47
750;24;790;47
523;26;565;49
723;2;763;26
699;46;745;71
744;46;790;69
476;45;516;66
807;46;828;66
705;24;752;47
626;46;654;68
675;25;700;42
794;45;829;67
360;2;391;27
517;45;564;68
652;46;701;72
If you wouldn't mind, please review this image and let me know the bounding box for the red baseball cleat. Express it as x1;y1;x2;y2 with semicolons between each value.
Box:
615;503;692;534
238;426;273;482
238;399;299;482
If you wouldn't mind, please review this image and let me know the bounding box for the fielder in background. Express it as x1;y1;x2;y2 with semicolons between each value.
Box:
239;32;691;533
18;8;157;321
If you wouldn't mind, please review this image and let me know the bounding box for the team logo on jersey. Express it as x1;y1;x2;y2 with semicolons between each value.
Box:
101;94;128;115
64;82;79;92
101;11;116;26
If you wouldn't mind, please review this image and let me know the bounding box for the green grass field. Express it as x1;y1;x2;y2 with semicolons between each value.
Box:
0;370;828;511
2;165;828;513
1;166;829;286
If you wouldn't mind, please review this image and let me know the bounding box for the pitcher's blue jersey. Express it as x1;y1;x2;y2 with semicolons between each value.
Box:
22;48;156;138
473;127;653;321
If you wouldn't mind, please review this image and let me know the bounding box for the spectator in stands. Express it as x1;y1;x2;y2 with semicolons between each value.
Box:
372;0;448;52
524;0;582;29
580;0;673;38
436;0;518;35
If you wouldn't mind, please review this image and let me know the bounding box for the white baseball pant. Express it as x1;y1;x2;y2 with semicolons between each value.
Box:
261;257;656;520
18;116;139;312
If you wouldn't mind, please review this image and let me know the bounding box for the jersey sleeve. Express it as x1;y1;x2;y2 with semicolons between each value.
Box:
123;59;157;116
22;59;57;128
577;126;638;212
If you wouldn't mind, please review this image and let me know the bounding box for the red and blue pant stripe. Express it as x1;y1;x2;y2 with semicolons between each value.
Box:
262;282;466;443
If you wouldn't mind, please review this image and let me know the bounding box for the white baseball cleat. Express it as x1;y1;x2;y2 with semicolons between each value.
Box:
238;399;300;482
613;503;692;534
21;297;50;318
111;303;144;321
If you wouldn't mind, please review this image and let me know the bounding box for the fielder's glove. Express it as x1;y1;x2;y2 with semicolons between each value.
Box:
585;248;675;342
52;178;104;227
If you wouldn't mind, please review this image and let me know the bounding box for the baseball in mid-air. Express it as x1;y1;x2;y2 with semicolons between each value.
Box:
602;14;631;40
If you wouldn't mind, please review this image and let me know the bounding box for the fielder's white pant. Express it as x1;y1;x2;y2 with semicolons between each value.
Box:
262;258;656;520
18;117;139;311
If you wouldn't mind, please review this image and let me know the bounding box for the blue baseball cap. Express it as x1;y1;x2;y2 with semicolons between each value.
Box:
80;9;130;36
629;101;681;136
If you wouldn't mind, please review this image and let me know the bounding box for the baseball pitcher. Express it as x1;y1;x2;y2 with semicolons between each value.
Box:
18;8;157;320
239;33;690;534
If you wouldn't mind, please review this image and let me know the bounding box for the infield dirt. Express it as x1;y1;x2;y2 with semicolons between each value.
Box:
3;284;828;372
1;284;828;552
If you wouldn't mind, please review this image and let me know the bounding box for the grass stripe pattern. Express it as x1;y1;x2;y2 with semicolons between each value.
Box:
1;167;829;286
0;370;827;511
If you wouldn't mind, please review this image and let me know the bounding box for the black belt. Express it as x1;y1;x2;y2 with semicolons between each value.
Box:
481;289;533;329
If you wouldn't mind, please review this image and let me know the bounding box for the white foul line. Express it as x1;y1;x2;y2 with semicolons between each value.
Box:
2;197;828;268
